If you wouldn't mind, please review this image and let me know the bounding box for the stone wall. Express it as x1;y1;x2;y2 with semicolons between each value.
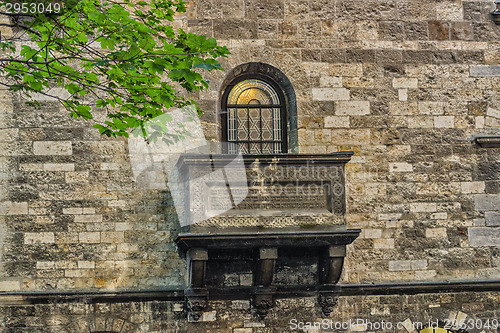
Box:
182;0;500;284
0;291;499;332
1;0;500;331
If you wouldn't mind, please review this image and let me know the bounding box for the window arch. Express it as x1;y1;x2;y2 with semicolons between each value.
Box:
220;62;297;154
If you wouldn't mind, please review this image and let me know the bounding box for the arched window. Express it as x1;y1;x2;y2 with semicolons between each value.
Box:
222;77;286;154
220;63;297;154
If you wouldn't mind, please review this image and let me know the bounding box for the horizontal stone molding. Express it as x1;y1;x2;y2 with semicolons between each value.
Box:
1;280;500;305
475;136;500;148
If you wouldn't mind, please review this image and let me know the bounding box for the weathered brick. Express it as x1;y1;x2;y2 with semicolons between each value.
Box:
24;232;55;244
335;101;370;115
33;141;72;155
43;163;75;171
470;65;500;77
485;212;500;227
393;78;418;89
74;214;103;223
389;260;411;271
79;232;101;243
373;239;395;249
474;195;500;211
425;228;447;238
324;116;349;128
312;88;350;101
410;203;437;213
461;182;485;194
0;280;21;291
389;162;413;173
434;116;454;128
469;227;500;247
1;201;28;215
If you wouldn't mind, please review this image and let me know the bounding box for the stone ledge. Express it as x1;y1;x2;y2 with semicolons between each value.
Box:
175;229;361;251
475;136;500;148
2;280;500;305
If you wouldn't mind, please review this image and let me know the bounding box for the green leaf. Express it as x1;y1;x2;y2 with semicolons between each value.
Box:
0;0;230;143
76;104;93;119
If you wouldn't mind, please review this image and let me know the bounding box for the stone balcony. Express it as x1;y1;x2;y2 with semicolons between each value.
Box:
173;153;360;320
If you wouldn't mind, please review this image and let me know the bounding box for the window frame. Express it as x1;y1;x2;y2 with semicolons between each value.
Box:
220;73;289;154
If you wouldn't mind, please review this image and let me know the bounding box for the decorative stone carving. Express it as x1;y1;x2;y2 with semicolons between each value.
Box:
174;153;360;319
318;292;339;316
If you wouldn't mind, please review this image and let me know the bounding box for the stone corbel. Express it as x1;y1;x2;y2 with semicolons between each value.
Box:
252;247;277;318
185;248;208;322
318;246;345;315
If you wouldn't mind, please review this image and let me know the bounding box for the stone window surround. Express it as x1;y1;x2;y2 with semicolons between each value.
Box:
219;62;298;154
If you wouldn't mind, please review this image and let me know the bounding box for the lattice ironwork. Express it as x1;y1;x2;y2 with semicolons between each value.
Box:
223;78;286;154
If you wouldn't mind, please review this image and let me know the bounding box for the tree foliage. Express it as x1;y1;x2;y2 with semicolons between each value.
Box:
0;0;229;142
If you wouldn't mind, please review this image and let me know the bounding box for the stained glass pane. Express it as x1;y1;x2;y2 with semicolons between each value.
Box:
226;79;284;154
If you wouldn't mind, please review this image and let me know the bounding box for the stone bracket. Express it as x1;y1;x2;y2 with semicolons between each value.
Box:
176;230;360;320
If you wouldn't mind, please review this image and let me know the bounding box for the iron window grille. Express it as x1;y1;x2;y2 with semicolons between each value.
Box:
221;76;288;154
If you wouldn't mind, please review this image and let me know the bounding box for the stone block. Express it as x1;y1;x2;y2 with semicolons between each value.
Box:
66;171;89;183
425;228;447;238
389;102;418;115
0;129;18;142
389;162;413;173
470;65;500;77
485;212;500;226
419;102;445;115
373;238;394;249
335;101;370;115
25;232;55;244
410;203;437;213
411;260;428;270
393;78;418;89
451;22;474;41
36;261;55;269
329;63;363;77
312;88;350;101
33;141;72;155
388;260;411;271
244;321;266;328
330;129;370;145
363;229;382;239
486;107;500;119
43;163;75;171
231;300;250;310
74;215;103;223
79;232;101;243
213;20;257;39
240;274;253;286
201;311;217;322
319;76;342;88
461;182;485;194
474;195;500;211
469;227;500;247
434;116;454;128
101;232;125;243
234;329;252;333
428;21;449;40
0;280;21;291
324;116;349;128
1;201;28;215
398;89;408;101
63;207;83;214
78;261;96;269
408;116;433;128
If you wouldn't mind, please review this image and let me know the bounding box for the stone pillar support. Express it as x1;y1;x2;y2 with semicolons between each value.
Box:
185;248;208;322
252;247;278;318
